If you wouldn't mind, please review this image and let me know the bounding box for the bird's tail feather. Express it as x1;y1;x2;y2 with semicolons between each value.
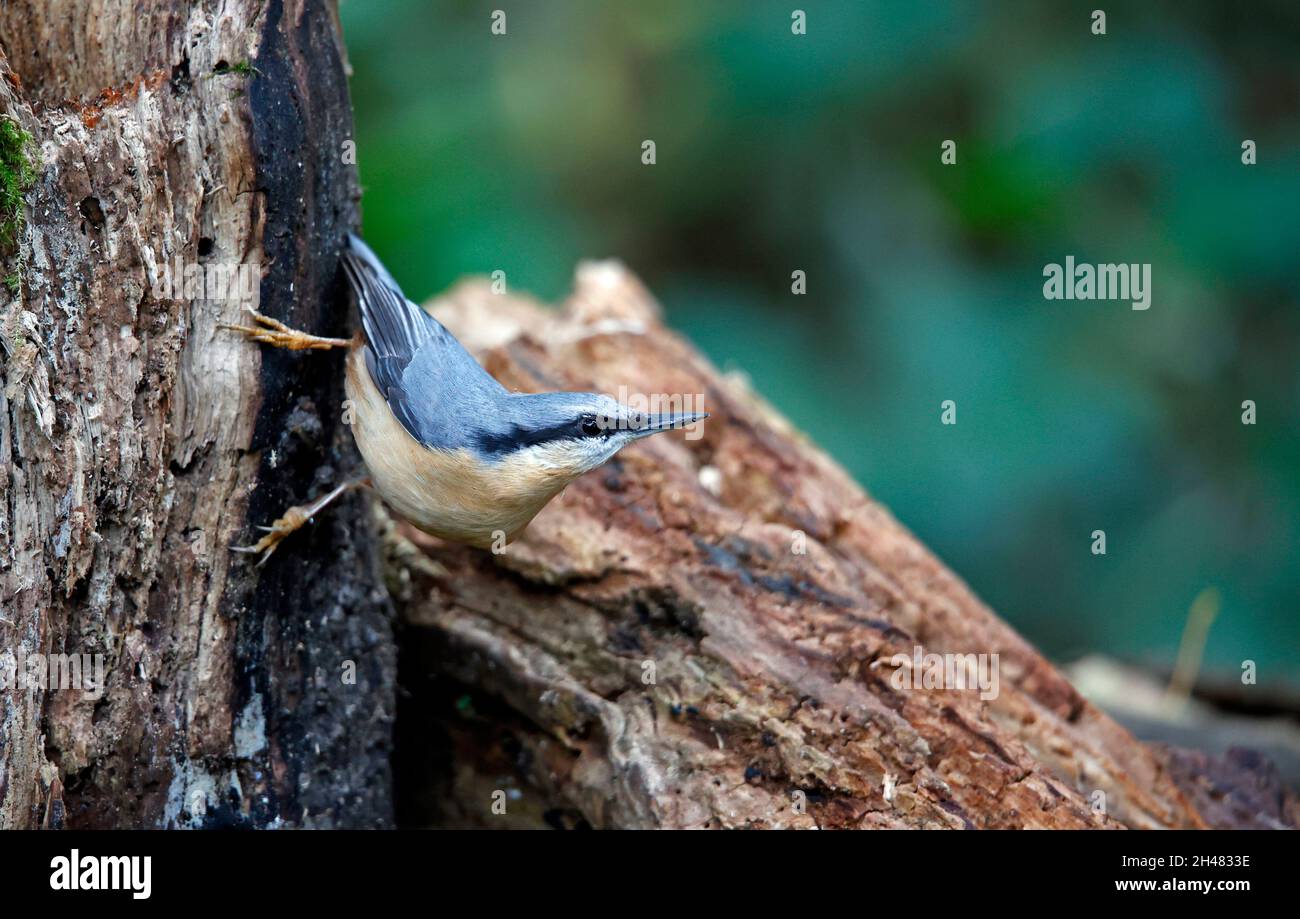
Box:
340;233;433;365
343;233;402;293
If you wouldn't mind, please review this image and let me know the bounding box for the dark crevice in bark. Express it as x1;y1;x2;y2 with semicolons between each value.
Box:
223;0;393;828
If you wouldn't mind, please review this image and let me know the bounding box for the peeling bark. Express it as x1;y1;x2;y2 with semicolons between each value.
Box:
0;0;392;829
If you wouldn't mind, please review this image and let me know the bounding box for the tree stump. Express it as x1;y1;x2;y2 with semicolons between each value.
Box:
0;0;392;829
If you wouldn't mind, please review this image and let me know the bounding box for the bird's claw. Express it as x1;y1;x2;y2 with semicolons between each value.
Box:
219;310;350;351
231;504;315;566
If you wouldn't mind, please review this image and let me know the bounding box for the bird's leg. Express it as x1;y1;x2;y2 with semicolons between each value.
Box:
232;477;371;566
219;309;351;351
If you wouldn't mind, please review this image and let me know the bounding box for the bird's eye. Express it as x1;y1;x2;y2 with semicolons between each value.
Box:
581;416;601;437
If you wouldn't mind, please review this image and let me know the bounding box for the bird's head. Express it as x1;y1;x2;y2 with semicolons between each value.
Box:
478;391;707;482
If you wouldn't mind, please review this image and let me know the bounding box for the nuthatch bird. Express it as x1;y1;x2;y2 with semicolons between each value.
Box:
225;234;706;561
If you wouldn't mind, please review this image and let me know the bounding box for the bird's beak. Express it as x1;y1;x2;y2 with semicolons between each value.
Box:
630;411;709;439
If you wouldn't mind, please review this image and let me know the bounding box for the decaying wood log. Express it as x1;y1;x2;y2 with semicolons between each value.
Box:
0;1;392;829
385;264;1293;829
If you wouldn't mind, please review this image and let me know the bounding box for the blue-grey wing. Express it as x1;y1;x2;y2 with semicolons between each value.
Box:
341;234;504;450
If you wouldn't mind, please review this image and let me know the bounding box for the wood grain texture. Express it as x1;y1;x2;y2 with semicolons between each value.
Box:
0;0;393;829
387;263;1248;829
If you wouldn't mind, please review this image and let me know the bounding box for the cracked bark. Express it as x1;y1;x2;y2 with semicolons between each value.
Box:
0;0;392;829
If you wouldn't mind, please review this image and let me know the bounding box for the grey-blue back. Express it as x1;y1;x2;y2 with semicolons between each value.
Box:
341;235;596;457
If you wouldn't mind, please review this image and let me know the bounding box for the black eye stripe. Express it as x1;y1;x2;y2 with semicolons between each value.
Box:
475;420;578;456
475;413;612;457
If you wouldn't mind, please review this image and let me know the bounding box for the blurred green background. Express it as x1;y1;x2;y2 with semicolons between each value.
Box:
339;1;1299;686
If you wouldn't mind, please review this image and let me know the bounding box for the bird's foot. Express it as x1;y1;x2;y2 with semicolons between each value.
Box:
219;309;350;351
231;504;314;566
232;479;367;565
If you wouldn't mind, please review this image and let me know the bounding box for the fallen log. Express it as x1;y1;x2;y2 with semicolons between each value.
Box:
383;262;1281;829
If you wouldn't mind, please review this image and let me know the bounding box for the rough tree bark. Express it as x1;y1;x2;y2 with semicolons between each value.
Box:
0;1;392;829
387;265;1298;830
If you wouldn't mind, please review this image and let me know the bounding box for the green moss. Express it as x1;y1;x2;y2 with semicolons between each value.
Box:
212;60;260;78
3;272;18;295
0;115;37;250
